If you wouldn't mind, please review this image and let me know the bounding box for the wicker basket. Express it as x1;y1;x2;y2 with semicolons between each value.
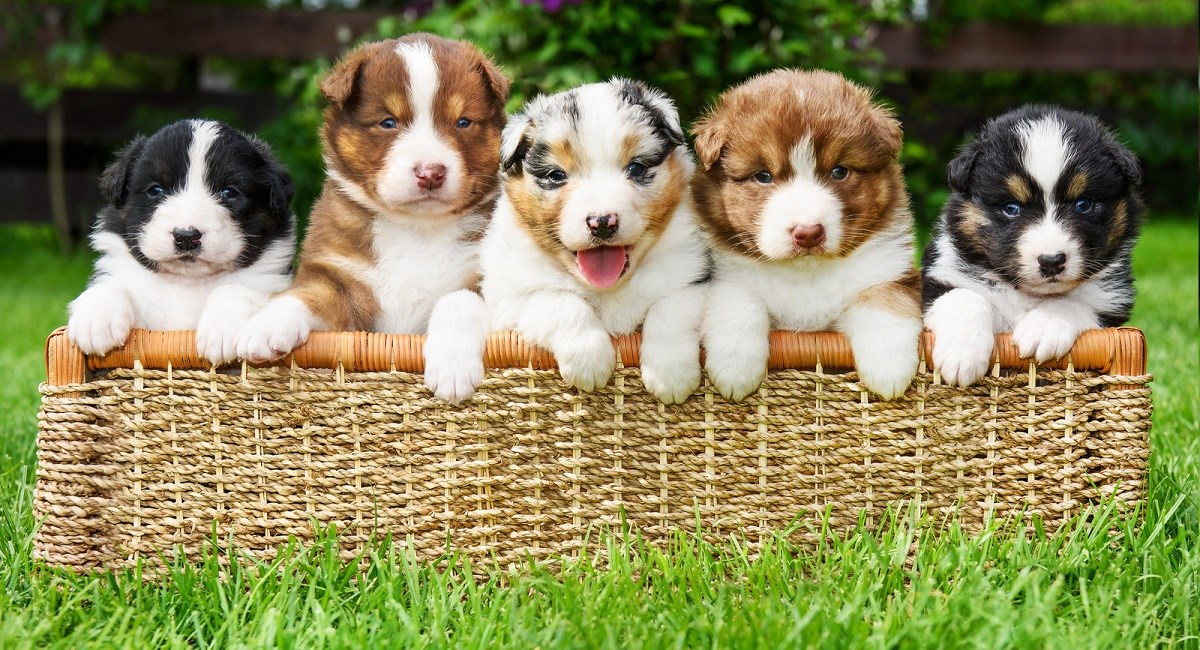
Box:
36;327;1151;572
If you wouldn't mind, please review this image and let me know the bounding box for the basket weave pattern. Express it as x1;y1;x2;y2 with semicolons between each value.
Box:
36;328;1151;571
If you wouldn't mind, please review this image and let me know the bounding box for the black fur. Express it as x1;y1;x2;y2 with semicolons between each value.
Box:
922;105;1144;324
98;120;294;272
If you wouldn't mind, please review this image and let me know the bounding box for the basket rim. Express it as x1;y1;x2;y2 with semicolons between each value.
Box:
44;326;1147;385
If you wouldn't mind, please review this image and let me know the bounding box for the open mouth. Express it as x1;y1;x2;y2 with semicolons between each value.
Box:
575;245;631;289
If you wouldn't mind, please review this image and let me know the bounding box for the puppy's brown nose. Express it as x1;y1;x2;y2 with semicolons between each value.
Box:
414;163;447;190
587;213;619;240
172;227;202;253
792;224;826;249
1038;251;1067;277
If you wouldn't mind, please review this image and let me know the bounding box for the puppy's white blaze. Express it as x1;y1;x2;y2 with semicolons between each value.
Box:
1018;116;1073;199
374;41;461;210
575;84;627;169
756;136;844;258
141;120;242;271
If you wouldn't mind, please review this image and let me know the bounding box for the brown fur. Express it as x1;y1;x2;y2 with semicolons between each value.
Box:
1066;172;1088;200
1006;174;1032;203
287;34;509;329
852;269;922;319
691;69;907;259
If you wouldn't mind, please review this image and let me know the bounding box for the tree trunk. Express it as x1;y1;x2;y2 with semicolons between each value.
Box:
47;98;73;253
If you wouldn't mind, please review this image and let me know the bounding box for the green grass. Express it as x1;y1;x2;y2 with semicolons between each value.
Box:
0;220;1195;648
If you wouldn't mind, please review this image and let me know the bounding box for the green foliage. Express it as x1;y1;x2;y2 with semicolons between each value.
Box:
0;219;1197;646
1044;0;1198;25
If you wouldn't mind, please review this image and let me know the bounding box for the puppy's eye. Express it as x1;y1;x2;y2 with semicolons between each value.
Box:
1073;198;1096;214
379;118;398;129
625;162;647;178
455;117;472;129
1001;202;1022;217
831;166;849;180
219;187;240;201
146;185;164;198
541;169;568;184
753;171;773;184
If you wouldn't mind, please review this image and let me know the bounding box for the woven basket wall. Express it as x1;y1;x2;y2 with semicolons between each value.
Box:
36;327;1151;573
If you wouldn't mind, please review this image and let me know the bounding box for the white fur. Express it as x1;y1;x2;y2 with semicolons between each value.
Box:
1015;116;1083;295
703;217;919;400
924;231;1114;380
138;120;244;275
70;230;293;360
423;289;488;403
482;188;708;403
756;137;845;258
235;295;316;363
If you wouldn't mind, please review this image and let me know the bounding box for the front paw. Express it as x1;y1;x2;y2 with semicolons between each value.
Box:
67;292;135;356
931;326;995;387
704;350;767;402
1013;308;1080;363
196;302;259;365
642;344;701;405
556;334;616;392
235;297;311;362
423;336;484;404
856;350;918;400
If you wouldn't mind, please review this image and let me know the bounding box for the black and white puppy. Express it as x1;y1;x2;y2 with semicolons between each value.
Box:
922;105;1143;385
68;119;296;362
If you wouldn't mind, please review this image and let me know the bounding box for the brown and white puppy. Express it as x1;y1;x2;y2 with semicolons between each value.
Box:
235;33;509;402
692;69;922;400
479;78;710;403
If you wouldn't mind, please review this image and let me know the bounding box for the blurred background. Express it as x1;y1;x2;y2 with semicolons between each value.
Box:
1;0;1196;251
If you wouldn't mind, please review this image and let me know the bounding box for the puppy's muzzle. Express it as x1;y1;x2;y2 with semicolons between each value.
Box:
172;227;203;253
791;224;826;250
1037;251;1067;278
587;212;619;240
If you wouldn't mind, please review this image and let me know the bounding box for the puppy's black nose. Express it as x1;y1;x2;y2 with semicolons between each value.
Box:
587;213;619;240
172;227;203;252
1038;252;1067;277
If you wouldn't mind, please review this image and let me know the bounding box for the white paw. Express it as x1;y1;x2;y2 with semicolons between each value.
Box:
234;296;312;363
926;288;995;387
703;348;767;402
641;342;701;405
1013;308;1079;363
931;327;995;387
423;335;484;404
857;349;918;400
67;287;135;356
556;333;616;392
196;295;261;365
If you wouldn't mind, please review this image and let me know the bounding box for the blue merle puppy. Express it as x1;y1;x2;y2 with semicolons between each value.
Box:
922;105;1144;386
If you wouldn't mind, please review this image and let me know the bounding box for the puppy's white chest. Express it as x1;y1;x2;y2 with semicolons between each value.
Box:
367;219;479;334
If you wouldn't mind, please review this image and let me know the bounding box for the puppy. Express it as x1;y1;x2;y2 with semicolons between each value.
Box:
922;105;1144;386
68;119;295;362
235;34;509;403
479;78;709;404
692;69;922;400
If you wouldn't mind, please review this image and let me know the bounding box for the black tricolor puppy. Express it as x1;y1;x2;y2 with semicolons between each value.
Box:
67;119;296;363
922;105;1143;386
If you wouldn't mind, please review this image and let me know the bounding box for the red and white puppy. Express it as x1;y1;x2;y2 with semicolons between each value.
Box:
479;78;709;403
235;34;509;402
692;70;922;400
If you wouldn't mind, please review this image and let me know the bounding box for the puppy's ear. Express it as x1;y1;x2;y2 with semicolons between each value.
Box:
100;135;146;208
319;44;375;108
868;104;903;160
250;137;295;223
616;78;685;147
1107;140;1142;186
947;139;982;195
500;112;532;174
467;44;511;106
691;115;725;171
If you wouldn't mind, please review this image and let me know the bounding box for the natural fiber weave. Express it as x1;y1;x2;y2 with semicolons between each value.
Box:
36;327;1151;572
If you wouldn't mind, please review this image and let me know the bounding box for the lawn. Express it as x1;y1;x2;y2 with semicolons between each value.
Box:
0;219;1195;648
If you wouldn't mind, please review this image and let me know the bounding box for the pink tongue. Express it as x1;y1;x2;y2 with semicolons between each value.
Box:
576;246;628;289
